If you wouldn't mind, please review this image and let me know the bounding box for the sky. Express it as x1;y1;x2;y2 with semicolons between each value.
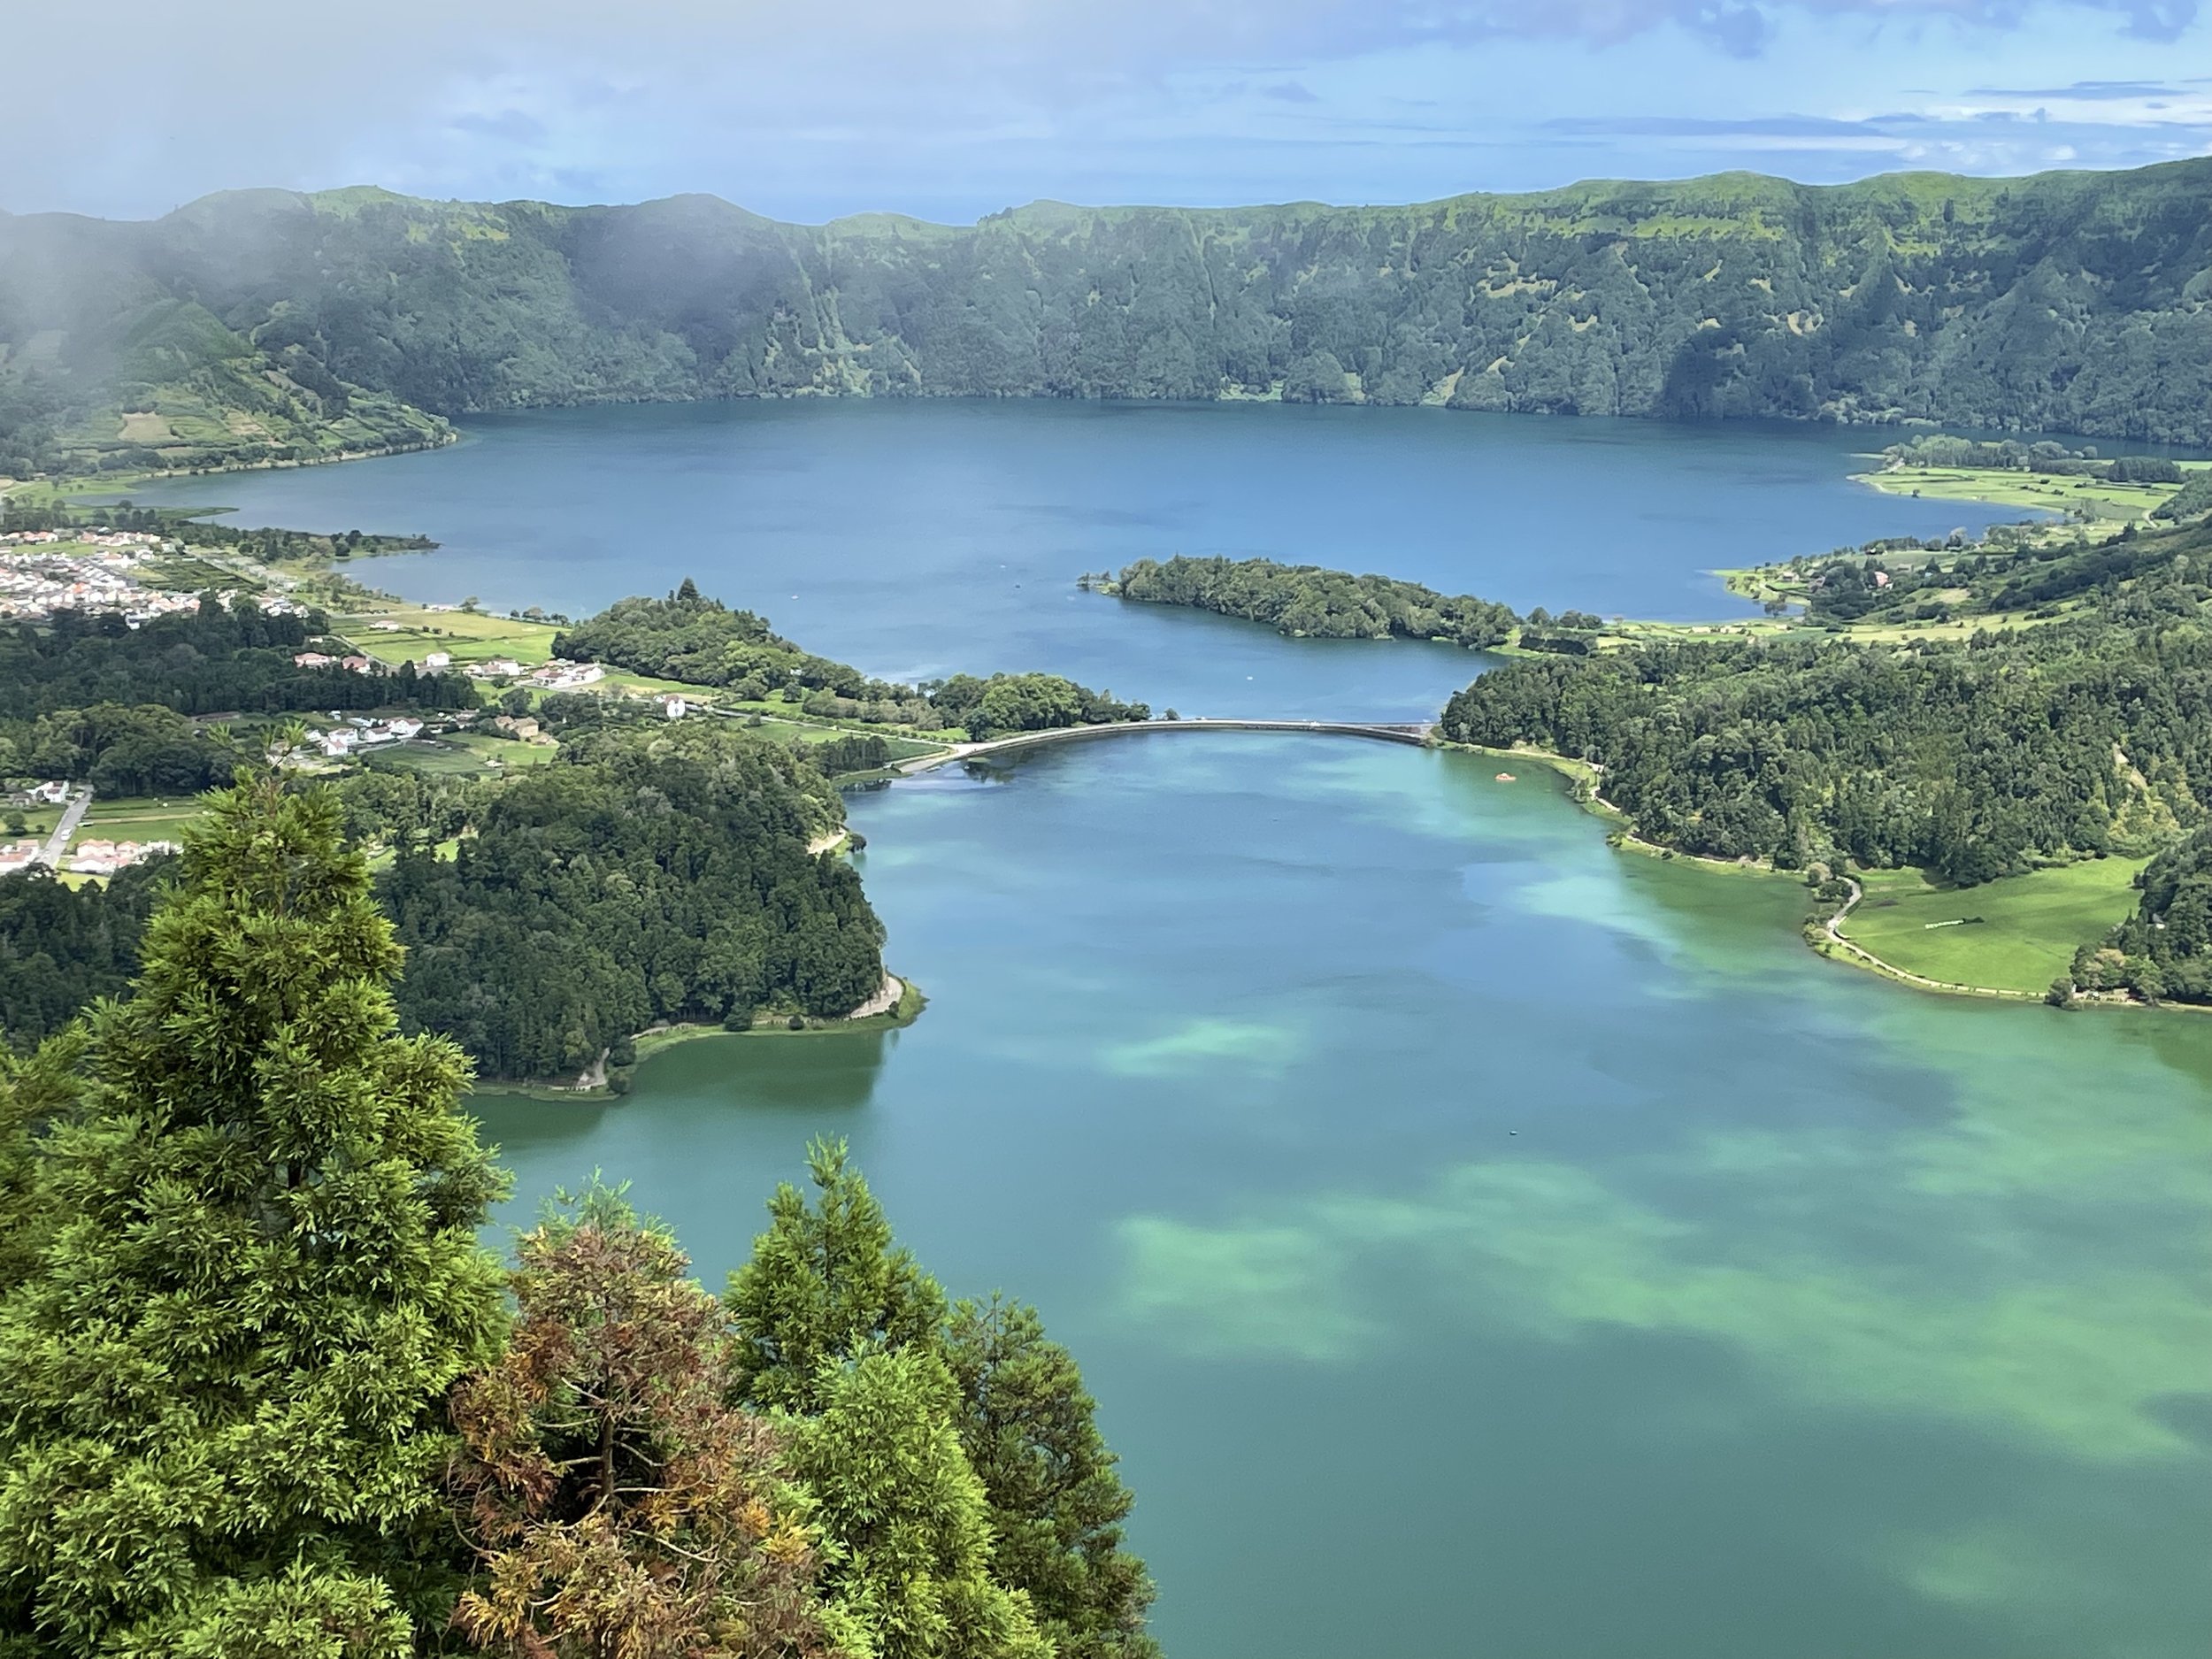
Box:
9;0;2209;223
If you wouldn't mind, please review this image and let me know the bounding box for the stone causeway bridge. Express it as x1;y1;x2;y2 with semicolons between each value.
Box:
893;718;1437;774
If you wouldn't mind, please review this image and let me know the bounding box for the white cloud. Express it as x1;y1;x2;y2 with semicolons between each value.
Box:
2;0;2205;218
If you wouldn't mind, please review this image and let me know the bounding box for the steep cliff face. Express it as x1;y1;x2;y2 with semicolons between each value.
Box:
4;159;2208;473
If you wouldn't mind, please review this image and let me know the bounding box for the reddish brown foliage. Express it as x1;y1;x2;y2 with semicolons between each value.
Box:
449;1198;843;1659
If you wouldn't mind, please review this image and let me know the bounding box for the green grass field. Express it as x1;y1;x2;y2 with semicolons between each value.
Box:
362;733;559;776
78;796;211;846
1839;857;2149;995
1854;462;2207;522
333;606;562;671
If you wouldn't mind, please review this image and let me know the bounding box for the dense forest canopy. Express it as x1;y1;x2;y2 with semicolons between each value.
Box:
1112;556;1519;647
4;158;2210;473
2072;824;2212;1004
1442;518;2212;889
0;859;170;1048
0;715;886;1082
0;595;472;795
379;716;886;1081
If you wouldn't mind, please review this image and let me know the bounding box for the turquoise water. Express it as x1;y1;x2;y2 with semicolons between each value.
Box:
477;737;2212;1658
132;399;2034;720
137;404;2212;1656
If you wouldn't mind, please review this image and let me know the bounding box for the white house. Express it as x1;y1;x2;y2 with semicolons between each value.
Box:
422;651;451;672
528;661;605;689
660;693;687;720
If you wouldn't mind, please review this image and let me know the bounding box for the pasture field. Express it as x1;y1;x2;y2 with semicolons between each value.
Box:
1840;857;2150;995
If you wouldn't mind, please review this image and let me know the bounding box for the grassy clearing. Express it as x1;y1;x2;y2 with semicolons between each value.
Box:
1853;463;2205;522
333;606;561;670
3;803;64;838
78;795;210;845
1839;857;2148;995
448;731;557;765
361;733;560;777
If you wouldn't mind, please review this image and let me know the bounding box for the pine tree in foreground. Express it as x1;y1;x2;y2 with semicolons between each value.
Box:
944;1297;1159;1659
449;1184;853;1659
725;1141;947;1416
0;776;509;1656
793;1347;1050;1659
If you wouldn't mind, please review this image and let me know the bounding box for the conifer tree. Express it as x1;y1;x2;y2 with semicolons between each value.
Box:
725;1140;946;1414
943;1296;1158;1659
792;1348;1050;1659
0;776;509;1655
449;1184;850;1659
0;1033;79;1296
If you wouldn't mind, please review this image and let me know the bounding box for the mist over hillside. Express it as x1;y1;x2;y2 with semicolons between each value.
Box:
3;158;2208;474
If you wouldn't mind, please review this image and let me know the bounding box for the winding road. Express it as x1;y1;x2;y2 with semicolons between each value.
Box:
1818;874;2035;1001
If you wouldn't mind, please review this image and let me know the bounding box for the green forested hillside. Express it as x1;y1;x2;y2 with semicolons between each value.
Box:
554;581;1151;736
1442;518;2212;884
0;787;1155;1654
4;159;2209;472
2073;824;2212;1003
380;718;886;1082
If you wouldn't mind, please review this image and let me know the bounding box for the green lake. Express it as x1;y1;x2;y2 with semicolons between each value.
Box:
137;401;2212;1655
479;733;2212;1659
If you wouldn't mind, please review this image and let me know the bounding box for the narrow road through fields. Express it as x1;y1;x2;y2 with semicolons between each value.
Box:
1821;874;2036;1001
35;787;92;868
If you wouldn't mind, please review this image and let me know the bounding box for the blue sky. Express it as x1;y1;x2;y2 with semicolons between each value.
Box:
10;0;2209;220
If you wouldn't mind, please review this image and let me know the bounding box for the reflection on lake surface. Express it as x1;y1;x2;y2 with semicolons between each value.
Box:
142;403;2210;1657
480;737;2212;1659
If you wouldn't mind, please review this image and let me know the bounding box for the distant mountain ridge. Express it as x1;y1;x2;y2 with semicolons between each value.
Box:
3;159;2208;474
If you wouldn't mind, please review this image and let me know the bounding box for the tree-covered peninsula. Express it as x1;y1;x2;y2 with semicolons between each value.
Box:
555;581;1149;736
380;714;885;1083
4;158;2210;475
0;781;1156;1655
1440;514;2212;1002
1109;556;1517;647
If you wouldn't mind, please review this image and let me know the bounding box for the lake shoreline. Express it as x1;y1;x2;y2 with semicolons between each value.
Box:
467;976;927;1102
1448;739;2193;1015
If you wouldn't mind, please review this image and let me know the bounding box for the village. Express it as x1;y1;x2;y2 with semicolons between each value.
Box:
2;560;721;893
0;526;309;625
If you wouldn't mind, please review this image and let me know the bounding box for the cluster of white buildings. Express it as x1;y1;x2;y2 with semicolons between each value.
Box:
530;660;604;688
458;657;604;687
317;716;427;758
0;546;201;625
0;839;42;877
294;650;377;673
1;528;163;552
0;531;305;625
65;838;178;877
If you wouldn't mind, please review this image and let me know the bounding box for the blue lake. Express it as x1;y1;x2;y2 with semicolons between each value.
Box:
134;399;2032;720
136;403;2212;1658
